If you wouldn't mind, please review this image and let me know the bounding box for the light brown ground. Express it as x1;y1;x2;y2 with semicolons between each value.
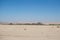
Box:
0;25;60;40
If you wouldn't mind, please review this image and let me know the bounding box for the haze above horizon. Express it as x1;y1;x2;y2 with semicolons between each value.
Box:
0;0;60;23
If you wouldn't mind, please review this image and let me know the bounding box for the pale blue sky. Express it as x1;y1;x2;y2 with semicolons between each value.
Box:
0;0;60;23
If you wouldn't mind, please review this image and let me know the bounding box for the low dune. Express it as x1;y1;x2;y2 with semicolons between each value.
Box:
0;25;60;40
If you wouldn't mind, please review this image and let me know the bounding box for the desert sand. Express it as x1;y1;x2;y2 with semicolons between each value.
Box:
0;25;60;40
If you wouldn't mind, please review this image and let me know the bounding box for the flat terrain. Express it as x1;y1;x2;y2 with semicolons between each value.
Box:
0;25;60;40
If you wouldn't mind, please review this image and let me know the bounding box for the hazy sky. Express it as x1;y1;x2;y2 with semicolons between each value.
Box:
0;0;60;23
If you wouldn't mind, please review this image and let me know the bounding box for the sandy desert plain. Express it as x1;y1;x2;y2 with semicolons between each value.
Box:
0;25;60;40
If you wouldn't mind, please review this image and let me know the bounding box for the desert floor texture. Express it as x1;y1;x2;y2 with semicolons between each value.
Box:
0;25;60;40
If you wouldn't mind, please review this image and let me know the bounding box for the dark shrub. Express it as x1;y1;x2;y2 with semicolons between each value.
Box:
9;23;13;25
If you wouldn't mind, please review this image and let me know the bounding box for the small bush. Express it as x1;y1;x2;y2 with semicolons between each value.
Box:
9;23;13;25
57;26;60;28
